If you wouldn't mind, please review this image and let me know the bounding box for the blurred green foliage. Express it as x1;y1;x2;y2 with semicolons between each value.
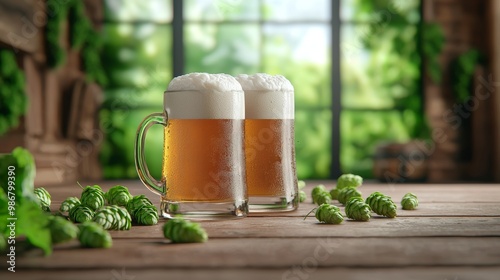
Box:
99;5;172;178
0;49;26;136
99;0;423;180
451;49;483;104
340;0;425;177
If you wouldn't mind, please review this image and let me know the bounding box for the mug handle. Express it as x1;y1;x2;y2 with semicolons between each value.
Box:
134;112;167;196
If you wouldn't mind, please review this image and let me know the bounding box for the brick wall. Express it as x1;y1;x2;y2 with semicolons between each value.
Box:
423;0;493;182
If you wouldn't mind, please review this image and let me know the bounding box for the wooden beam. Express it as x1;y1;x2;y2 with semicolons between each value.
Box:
491;0;500;181
0;0;45;53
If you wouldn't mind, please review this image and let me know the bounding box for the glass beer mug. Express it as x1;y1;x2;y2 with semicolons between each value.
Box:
236;74;299;212
134;73;248;219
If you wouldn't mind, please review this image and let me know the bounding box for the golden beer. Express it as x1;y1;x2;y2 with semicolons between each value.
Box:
245;119;297;197
236;73;298;212
135;73;248;219
162;119;246;202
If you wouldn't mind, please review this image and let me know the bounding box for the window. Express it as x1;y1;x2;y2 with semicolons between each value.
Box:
100;0;422;180
340;0;422;178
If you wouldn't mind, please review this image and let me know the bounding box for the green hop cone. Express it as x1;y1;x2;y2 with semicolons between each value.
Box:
401;193;418;210
34;187;51;212
80;185;105;211
336;174;363;189
78;221;112;248
298;180;306;190
47;215;79;244
93;206;131;230
314;191;332;206
111;205;132;230
315;204;344;224
329;188;339;200
366;192;397;218
105;185;132;206
345;197;371;221
133;204;158;226
163;218;208;243
337;187;363;205
299;190;307;203
311;184;326;201
59;197;81;213
126;194;153;215
69;204;95;223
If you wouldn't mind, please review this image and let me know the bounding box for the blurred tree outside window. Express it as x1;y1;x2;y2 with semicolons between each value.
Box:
100;0;422;180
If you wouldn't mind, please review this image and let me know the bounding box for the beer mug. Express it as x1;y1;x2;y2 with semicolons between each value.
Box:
135;73;248;219
236;74;299;212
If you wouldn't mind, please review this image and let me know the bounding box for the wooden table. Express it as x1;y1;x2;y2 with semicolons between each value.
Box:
5;181;500;280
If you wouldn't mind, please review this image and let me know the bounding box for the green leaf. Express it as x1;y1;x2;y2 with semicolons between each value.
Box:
17;201;52;255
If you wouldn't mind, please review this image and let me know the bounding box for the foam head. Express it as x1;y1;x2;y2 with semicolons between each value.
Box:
236;73;294;119
165;73;244;119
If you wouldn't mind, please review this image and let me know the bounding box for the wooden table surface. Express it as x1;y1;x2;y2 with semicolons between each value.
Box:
4;180;500;280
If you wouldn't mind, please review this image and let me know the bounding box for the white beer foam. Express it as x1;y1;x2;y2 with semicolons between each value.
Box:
236;74;294;119
165;73;244;119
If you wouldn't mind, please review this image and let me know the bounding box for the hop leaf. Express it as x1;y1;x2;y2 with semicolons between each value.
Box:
133;204;158;226
366;192;397;218
93;205;131;230
299;190;306;203
59;197;81;213
315;204;344;224
47;215;79;244
80;185;105;211
69;204;95;223
401;193;418;210
345;197;371;221
163;218;208;243
337;187;362;205
105;185;132;206
34;187;51;212
78;221;112;248
336;174;363;189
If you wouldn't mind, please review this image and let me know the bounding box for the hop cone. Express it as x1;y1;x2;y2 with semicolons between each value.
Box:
299;190;307;203
78;221;112;248
401;193;418;210
69;204;95;223
93;205;131;230
311;184;326;202
366;192;397;218
48;215;79;244
329;188;339;200
133;204;158;226
34;187;51;212
298;180;306;190
111;205;132;230
59;197;80;213
314;191;332;206
105;185;132;206
163;218;208;243
338;187;362;205
345;197;371;221
81;185;105;211
126;194;153;215
315;204;343;224
336;174;363;189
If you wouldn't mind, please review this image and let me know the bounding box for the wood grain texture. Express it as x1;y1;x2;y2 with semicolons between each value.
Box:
11;181;500;280
17;237;500;269
4;267;500;280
